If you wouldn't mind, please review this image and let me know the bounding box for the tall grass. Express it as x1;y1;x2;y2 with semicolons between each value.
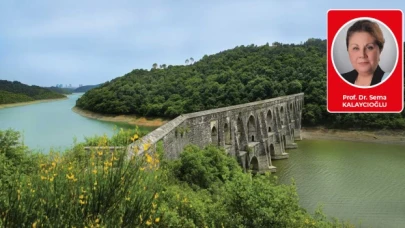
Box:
1;128;162;227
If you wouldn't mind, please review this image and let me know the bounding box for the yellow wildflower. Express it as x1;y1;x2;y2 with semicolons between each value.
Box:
154;193;159;199
79;195;84;199
49;176;54;182
68;166;73;171
39;163;46;169
155;217;160;223
79;200;86;205
131;134;139;141
66;173;75;180
104;161;112;167
97;151;103;156
152;203;157;209
145;154;153;164
146;220;152;226
51;162;56;168
40;176;47;180
143;143;151;151
92;169;97;174
32;221;38;228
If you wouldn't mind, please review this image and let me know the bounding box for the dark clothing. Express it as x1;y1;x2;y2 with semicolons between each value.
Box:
341;65;385;86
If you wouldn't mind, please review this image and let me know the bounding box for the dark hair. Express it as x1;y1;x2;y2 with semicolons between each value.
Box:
346;19;385;52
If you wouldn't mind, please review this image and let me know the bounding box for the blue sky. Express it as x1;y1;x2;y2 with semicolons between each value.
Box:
0;0;403;87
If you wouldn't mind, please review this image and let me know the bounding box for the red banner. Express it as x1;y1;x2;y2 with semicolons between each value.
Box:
327;9;403;113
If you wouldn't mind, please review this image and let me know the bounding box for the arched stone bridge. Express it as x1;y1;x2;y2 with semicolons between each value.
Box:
128;93;304;173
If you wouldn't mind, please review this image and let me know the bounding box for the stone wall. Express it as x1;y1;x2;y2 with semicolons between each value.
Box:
128;93;304;173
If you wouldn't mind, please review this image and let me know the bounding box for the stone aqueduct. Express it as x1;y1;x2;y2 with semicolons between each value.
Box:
128;93;304;173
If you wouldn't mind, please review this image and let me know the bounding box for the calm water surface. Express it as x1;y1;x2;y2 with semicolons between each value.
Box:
0;93;155;152
273;139;405;228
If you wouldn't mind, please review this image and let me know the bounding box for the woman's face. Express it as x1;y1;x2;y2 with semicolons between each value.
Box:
347;31;381;75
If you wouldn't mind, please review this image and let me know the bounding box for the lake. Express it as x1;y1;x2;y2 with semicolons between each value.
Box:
273;139;405;228
0;93;155;152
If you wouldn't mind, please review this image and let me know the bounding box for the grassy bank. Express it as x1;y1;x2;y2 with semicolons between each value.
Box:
72;106;169;127
0;97;68;109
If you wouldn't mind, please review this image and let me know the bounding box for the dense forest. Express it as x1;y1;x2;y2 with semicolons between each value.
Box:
76;39;405;129
74;84;101;93
0;80;66;105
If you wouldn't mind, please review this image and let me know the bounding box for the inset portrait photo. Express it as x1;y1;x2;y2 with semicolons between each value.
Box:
331;17;398;88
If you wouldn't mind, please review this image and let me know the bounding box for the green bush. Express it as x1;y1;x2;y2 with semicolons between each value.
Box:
172;145;241;189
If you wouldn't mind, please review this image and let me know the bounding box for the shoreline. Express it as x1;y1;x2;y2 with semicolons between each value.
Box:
301;127;405;145
72;106;170;127
0;97;68;109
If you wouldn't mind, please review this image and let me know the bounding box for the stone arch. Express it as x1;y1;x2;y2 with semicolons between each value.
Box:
224;122;231;145
289;102;293;111
249;156;259;173
247;115;256;142
280;106;284;125
266;109;272;133
237;116;244;145
269;144;275;156
211;126;218;145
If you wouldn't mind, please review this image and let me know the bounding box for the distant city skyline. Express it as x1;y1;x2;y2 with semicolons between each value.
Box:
1;0;404;87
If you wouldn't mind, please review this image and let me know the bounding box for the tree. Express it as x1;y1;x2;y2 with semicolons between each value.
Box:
190;57;194;64
152;63;158;69
185;59;189;65
287;80;302;95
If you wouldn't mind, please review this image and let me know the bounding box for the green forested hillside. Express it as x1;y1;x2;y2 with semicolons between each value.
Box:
0;80;66;104
76;39;405;129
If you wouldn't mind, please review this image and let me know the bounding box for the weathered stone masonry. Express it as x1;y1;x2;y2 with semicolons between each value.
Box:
128;93;304;173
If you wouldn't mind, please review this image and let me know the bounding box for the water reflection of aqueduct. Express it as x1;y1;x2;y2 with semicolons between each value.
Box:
129;93;304;173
